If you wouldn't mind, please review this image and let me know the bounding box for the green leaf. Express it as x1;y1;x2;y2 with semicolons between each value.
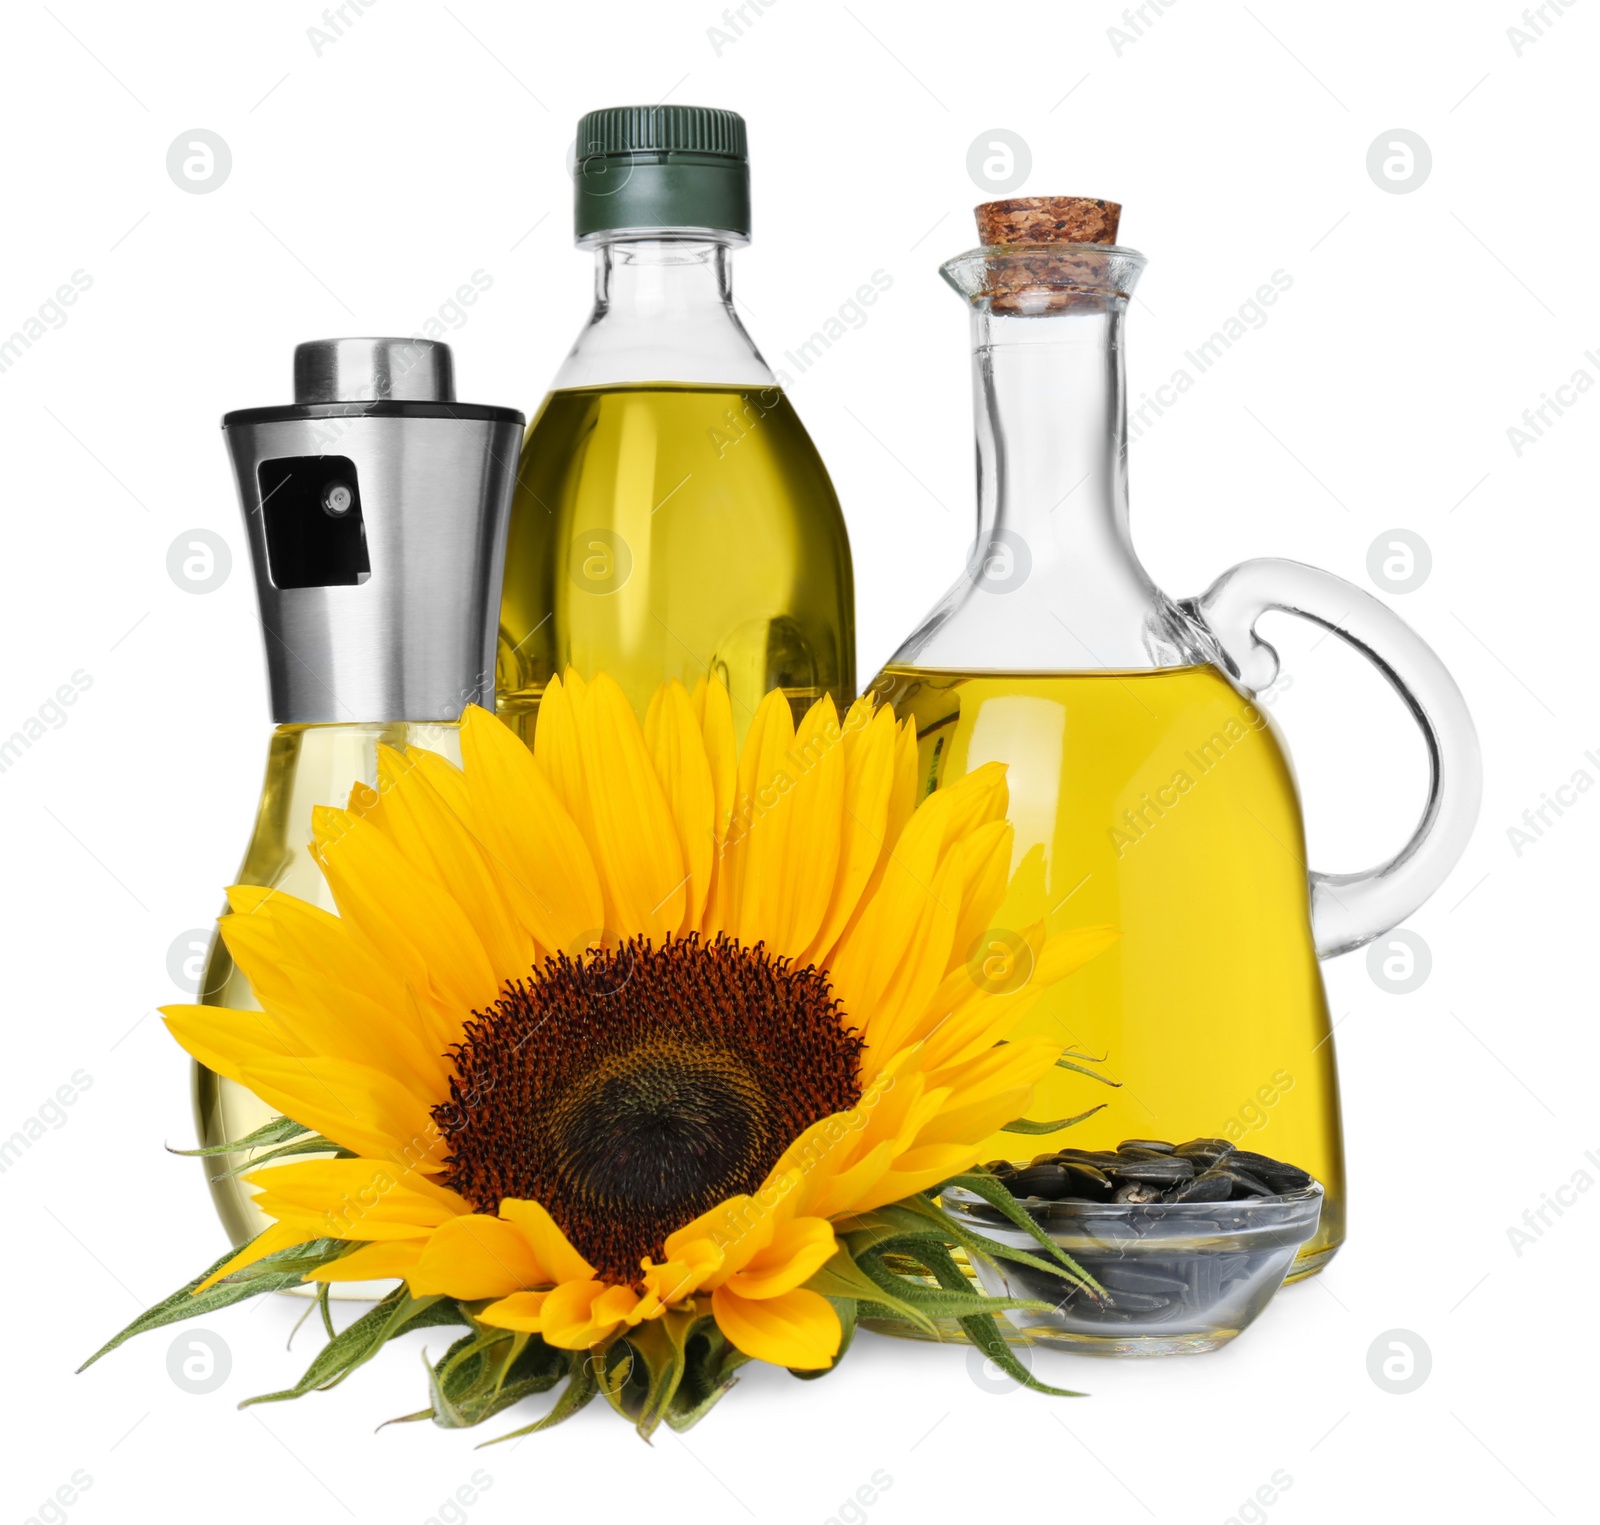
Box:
167;1116;311;1158
941;1172;1102;1294
78;1237;346;1372
241;1289;456;1406
1000;1103;1106;1134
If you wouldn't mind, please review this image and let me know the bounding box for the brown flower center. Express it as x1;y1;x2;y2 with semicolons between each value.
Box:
433;934;863;1284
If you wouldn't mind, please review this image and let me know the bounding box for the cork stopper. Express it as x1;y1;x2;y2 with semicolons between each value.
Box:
961;195;1133;313
975;196;1121;248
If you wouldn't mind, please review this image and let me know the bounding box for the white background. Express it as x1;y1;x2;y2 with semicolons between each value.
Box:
1;2;1595;1522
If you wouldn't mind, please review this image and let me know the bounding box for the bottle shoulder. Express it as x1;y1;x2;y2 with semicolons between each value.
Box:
518;385;847;519
888;561;1210;674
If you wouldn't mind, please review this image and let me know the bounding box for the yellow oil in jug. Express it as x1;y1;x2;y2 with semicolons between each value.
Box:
872;663;1344;1272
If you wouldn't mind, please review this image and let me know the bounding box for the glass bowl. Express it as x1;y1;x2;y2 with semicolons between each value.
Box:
941;1182;1323;1356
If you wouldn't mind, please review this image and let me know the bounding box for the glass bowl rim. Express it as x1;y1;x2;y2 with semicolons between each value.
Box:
940;1180;1325;1219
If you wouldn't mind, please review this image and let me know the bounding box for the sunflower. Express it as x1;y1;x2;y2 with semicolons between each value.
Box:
161;671;1114;1375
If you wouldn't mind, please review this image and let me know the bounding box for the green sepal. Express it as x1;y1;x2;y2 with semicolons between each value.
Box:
807;1249;939;1336
994;1042;1117;1088
596;1339;640;1420
605;1306;701;1440
166;1116;311;1158
241;1288;458;1407
940;1171;1103;1296
1054;1056;1121;1086
416;1324;569;1430
480;1354;600;1445
1000;1103;1106;1134
77;1237;346;1372
206;1136;348;1181
851;1238;1051;1322
168;1116;345;1180
895;1237;1085;1400
870;1194;1095;1296
956;1307;1084;1399
663;1322;748;1433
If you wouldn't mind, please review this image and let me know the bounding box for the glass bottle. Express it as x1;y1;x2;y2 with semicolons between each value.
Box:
870;199;1481;1275
498;105;854;742
196;338;522;1250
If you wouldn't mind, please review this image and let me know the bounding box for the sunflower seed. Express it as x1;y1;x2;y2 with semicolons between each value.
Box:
990;1138;1313;1207
1009;1163;1070;1199
1222;1150;1312;1192
1113;1181;1163;1204
1173;1171;1233;1203
1106;1155;1196;1186
1062;1163;1115;1200
1215;1164;1275;1197
1173;1137;1236;1166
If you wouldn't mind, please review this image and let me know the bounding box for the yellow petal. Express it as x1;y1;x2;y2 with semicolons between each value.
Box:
725;1217;836;1300
161;1011;437;1166
800;701;897;966
539;1279;640;1349
477;1290;551;1332
945;819;1017;982
194;1220;309;1292
854;1142;993;1211
366;743;535;982
690;673;738;935
458;704;605;957
532;673;588;827
710;1285;840;1370
498;1199;596;1284
574;672;686;939
662;1190;779;1285
240;1159;469;1238
215;899;450;1097
719;688;795;939
638;1239;723;1313
747;696;846;956
408;1214;548;1299
311;808;499;1023
643;679;716;933
306;1240;427;1283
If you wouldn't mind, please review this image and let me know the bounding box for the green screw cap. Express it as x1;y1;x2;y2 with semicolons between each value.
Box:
573;105;750;241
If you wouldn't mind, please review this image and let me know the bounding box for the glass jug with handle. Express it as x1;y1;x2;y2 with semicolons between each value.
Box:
869;198;1481;1275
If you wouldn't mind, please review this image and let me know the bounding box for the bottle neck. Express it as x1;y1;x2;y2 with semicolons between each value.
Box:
551;235;774;390
891;292;1200;674
974;297;1133;578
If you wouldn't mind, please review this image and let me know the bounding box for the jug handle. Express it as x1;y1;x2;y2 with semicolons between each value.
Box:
1185;558;1482;959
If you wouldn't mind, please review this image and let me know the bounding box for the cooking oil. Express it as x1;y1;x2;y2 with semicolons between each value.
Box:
195;721;460;1254
872;664;1344;1272
498;383;854;742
